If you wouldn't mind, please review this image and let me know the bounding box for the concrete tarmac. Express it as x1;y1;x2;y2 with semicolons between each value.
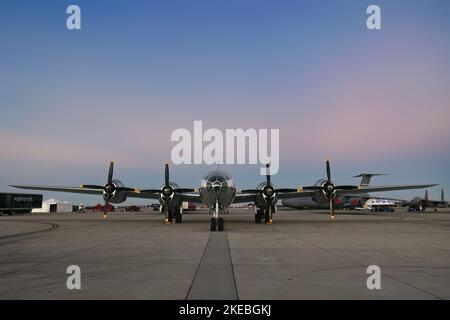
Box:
1;208;449;299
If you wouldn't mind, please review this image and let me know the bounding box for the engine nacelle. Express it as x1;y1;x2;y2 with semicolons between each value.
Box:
158;182;181;208
254;182;277;209
103;179;128;203
311;179;328;203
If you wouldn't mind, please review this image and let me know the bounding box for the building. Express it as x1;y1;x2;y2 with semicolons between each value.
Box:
32;199;73;213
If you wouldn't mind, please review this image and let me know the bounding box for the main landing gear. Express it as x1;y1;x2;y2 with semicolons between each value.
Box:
174;206;182;223
210;217;224;232
210;200;225;232
255;209;263;223
255;207;274;224
163;206;183;224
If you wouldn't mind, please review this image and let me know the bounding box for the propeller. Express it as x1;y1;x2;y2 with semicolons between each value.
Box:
80;161;137;218
303;160;358;219
242;164;297;194
242;163;297;223
140;163;195;224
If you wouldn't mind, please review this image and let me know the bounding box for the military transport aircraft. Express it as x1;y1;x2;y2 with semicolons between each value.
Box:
11;160;437;231
282;173;404;210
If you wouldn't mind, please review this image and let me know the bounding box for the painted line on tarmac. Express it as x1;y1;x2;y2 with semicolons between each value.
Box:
186;231;238;300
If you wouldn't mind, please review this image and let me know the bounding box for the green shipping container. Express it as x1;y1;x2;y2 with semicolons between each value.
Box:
0;193;43;214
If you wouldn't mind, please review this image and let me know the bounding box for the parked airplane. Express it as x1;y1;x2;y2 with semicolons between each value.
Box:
282;172;401;210
354;173;388;186
405;189;447;212
11;160;437;231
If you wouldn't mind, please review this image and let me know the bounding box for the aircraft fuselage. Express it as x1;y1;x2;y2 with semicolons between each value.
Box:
199;171;236;211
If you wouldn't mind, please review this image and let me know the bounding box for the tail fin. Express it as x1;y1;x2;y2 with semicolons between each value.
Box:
424;190;430;207
353;173;388;186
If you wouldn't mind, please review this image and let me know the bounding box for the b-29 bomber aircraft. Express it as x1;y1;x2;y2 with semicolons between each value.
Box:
11;160;437;231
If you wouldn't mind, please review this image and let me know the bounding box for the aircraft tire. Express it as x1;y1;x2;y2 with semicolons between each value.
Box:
255;209;264;223
218;218;224;231
175;212;182;223
210;218;217;232
264;210;270;224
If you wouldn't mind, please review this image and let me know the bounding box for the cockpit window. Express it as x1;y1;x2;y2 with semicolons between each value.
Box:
209;176;226;183
203;171;231;181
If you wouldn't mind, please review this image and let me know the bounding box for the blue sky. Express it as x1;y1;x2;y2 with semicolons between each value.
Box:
1;1;449;205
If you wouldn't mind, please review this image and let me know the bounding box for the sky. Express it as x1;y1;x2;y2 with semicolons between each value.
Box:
1;0;449;205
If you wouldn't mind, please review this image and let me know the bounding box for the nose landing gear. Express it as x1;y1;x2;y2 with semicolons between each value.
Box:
210;200;225;232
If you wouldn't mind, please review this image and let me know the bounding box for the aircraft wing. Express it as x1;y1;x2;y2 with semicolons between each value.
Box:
132;191;202;202
277;190;315;199
233;189;315;204
428;200;445;207
336;184;438;196
127;191;160;200
180;193;203;203
233;193;258;204
10;184;163;200
10;185;104;195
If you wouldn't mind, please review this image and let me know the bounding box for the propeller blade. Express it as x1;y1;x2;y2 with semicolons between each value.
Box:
108;161;114;184
268;205;273;224
140;189;161;193
115;187;140;192
174;188;196;193
329;197;335;219
277;188;298;193
241;189;260;194
266;163;271;185
326;160;331;182
165;206;170;224
140;187;195;194
80;185;104;190
103;199;109;218
335;185;359;190
165;162;170;186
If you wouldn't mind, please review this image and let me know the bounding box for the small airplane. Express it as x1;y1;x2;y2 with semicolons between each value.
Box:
405;189;447;212
11;160;437;231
